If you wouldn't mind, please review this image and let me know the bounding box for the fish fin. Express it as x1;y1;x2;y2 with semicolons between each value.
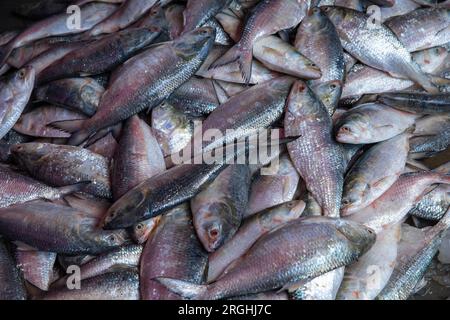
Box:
13;241;38;251
0;42;14;67
404;63;439;94
154;277;208;299
280;279;308;293
406;157;430;171
435;174;450;185
209;44;253;84
57;181;91;197
48;119;85;134
67;128;96;146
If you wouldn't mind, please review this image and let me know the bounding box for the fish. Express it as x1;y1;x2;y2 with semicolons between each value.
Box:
182;0;234;35
323;6;438;93
68;27;215;146
409;185;450;221
0;238;27;300
378;92;450;115
336;223;401;300
253;35;322;79
313;80;343;116
384;8;450;52
409;129;450;158
13;105;87;138
0;3;118;66
87;133;119;159
295;7;345;102
380;0;420;21
165;4;185;39
112;115;165;200
0;201;128;255
0;66;36;140
88;0;160;36
37;28;160;84
208;201;306;282
346;171;450;234
0;165;87;209
285;81;345;218
246;154;301;217
35;78;104;116
335;103;419;144
11;142;112;198
130;216;161;244
140;204;208;300
43;270;139;300
377;209;450;299
157;216;375;299
15;250;57;291
191;164;251;252
210;0;310;83
341;131;411;216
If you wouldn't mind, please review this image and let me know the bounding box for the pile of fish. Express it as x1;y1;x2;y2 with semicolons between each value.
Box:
0;0;449;300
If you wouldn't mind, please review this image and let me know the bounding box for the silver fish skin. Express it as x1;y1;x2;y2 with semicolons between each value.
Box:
0;3;118;66
43;270;139;300
140;204;208;300
378;92;450;115
323;6;438;93
380;0;420;22
335;103;419;144
88;0;160;36
157;216;375;300
285;81;345;218
0;165;86;209
385;8;450;52
377;209;450;300
409;185;450;221
316;0;363;11
341;131;411;216
342;46;449;99
182;0;234;35
313;80;343;116
0;201;128;255
409;129;450;158
0;239;27;300
210;0;310;83
295;6;345;89
11;143;111;199
346;172;450;234
15;250;56;291
112;115;165;200
336;223;401;300
0;66;35;140
208;200;306;282
289;267;344;300
192;165;251;252
203;18;233;46
68;27;215;146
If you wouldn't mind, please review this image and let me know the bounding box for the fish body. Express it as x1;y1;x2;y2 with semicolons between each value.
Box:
0;239;27;300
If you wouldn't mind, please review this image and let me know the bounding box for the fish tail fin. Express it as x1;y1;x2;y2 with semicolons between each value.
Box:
68;127;96;146
209;44;253;84
48;119;85;134
435;173;450;185
405;63;439;94
155;277;208;299
57;181;91;197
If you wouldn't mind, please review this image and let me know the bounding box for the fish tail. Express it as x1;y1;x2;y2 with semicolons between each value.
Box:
209;44;253;84
57;181;91;197
155;277;208;299
436;173;450;185
405;63;439;94
48;119;85;134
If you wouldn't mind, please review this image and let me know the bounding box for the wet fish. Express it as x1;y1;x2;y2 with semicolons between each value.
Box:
336;223;401;300
43;270;139;300
35;78;104;116
182;0;233;35
11;142;112;198
140;204;208;300
347;172;450;234
207;201;306;282
0;3;118;66
380;0;420;21
323;6;438;93
112;115;165;200
210;0;310;83
409;185;450;221
0;201;128;255
87;133;119;159
285;81;345;218
341;131;411;216
0;66;36;140
157;216;375;299
0;165;86;209
335;103;419;144
377;209;450;299
191;165;251;252
68;27;215;146
378;92;450;115
15;250;56;291
313;80;343;116
37;28;160;84
0;238;27;300
130;216;161;244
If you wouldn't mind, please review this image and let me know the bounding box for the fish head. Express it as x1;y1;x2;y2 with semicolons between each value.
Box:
335;112;371;144
10;142;48;167
321;5;355;29
301;6;328;33
260;200;306;230
286;80;318;115
341;180;369;215
173;27;216;60
131;216;161;244
95;229;130;249
103;187;150;230
314;80;343;108
194;201;235;253
11;66;35;89
335;219;376;256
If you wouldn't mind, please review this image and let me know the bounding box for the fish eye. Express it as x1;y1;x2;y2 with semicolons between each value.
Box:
18;70;26;79
340;126;352;133
342;199;351;205
108;234;116;242
330;84;337;89
312;7;320;13
136;223;143;230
